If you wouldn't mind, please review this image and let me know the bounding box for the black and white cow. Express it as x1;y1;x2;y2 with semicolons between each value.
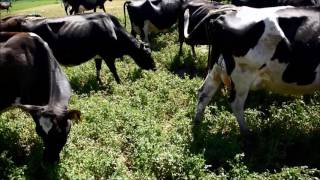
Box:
62;0;112;15
0;13;155;83
178;0;226;56
0;32;81;163
190;6;320;135
123;0;184;44
231;0;320;7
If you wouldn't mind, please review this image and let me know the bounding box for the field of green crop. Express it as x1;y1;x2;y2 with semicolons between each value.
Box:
1;0;320;179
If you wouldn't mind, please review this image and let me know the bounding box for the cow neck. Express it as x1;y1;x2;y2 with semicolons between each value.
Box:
119;29;141;58
45;40;71;111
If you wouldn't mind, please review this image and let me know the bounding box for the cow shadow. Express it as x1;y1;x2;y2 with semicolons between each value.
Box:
167;53;207;79
69;74;113;95
149;34;169;52
190;93;320;173
149;27;178;52
0;125;59;179
243;125;320;172
0;126;30;177
190;122;242;171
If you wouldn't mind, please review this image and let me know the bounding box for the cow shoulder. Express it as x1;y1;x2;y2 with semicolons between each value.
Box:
98;14;118;40
213;12;265;57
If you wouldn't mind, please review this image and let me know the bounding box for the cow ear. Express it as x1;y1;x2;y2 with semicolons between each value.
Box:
67;110;81;123
16;104;47;113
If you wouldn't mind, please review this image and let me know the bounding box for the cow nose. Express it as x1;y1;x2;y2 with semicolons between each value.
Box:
43;154;60;165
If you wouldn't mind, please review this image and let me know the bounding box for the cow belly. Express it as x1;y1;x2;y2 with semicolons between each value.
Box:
253;62;320;95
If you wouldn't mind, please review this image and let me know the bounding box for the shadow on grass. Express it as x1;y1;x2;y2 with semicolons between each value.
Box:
190;108;320;174
69;74;113;95
190;91;320;172
0;126;59;179
149;34;169;52
168;53;207;79
244;126;320;172
190;123;242;171
149;27;177;52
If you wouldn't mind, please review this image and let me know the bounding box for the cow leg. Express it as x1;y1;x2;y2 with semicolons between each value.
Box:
194;65;222;124
179;41;183;55
94;58;103;83
191;45;196;59
142;23;150;44
178;15;184;54
230;85;250;134
64;4;69;15
69;8;74;15
101;6;106;13
103;58;121;84
74;4;81;14
65;7;69;15
229;67;255;134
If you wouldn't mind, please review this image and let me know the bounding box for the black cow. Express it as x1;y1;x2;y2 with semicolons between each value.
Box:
0;1;12;13
123;0;184;44
191;6;320;135
231;0;320;7
178;0;225;56
62;0;112;15
0;13;155;83
0;32;81;163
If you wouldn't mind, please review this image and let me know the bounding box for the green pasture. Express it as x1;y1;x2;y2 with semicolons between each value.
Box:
1;0;59;12
1;0;320;179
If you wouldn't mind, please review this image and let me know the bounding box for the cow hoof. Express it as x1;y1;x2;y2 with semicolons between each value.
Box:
241;129;256;156
193;120;201;126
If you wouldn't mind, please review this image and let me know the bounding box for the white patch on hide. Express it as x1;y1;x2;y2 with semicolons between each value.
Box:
39;117;53;134
14;97;21;105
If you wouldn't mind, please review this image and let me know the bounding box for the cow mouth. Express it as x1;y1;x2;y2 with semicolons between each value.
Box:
43;147;60;164
42;138;67;164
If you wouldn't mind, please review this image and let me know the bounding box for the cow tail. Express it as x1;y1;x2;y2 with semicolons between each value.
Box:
123;1;130;28
205;21;220;71
185;5;238;39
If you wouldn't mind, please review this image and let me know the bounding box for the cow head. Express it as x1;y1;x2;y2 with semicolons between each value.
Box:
133;42;156;71
17;104;81;164
0;16;25;32
0;15;43;32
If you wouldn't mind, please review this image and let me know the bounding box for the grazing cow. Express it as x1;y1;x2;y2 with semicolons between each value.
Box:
178;0;225;56
62;0;112;15
191;6;320;135
0;13;155;83
0;1;11;12
123;0;184;44
0;32;81;163
62;0;72;15
231;0;320;7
